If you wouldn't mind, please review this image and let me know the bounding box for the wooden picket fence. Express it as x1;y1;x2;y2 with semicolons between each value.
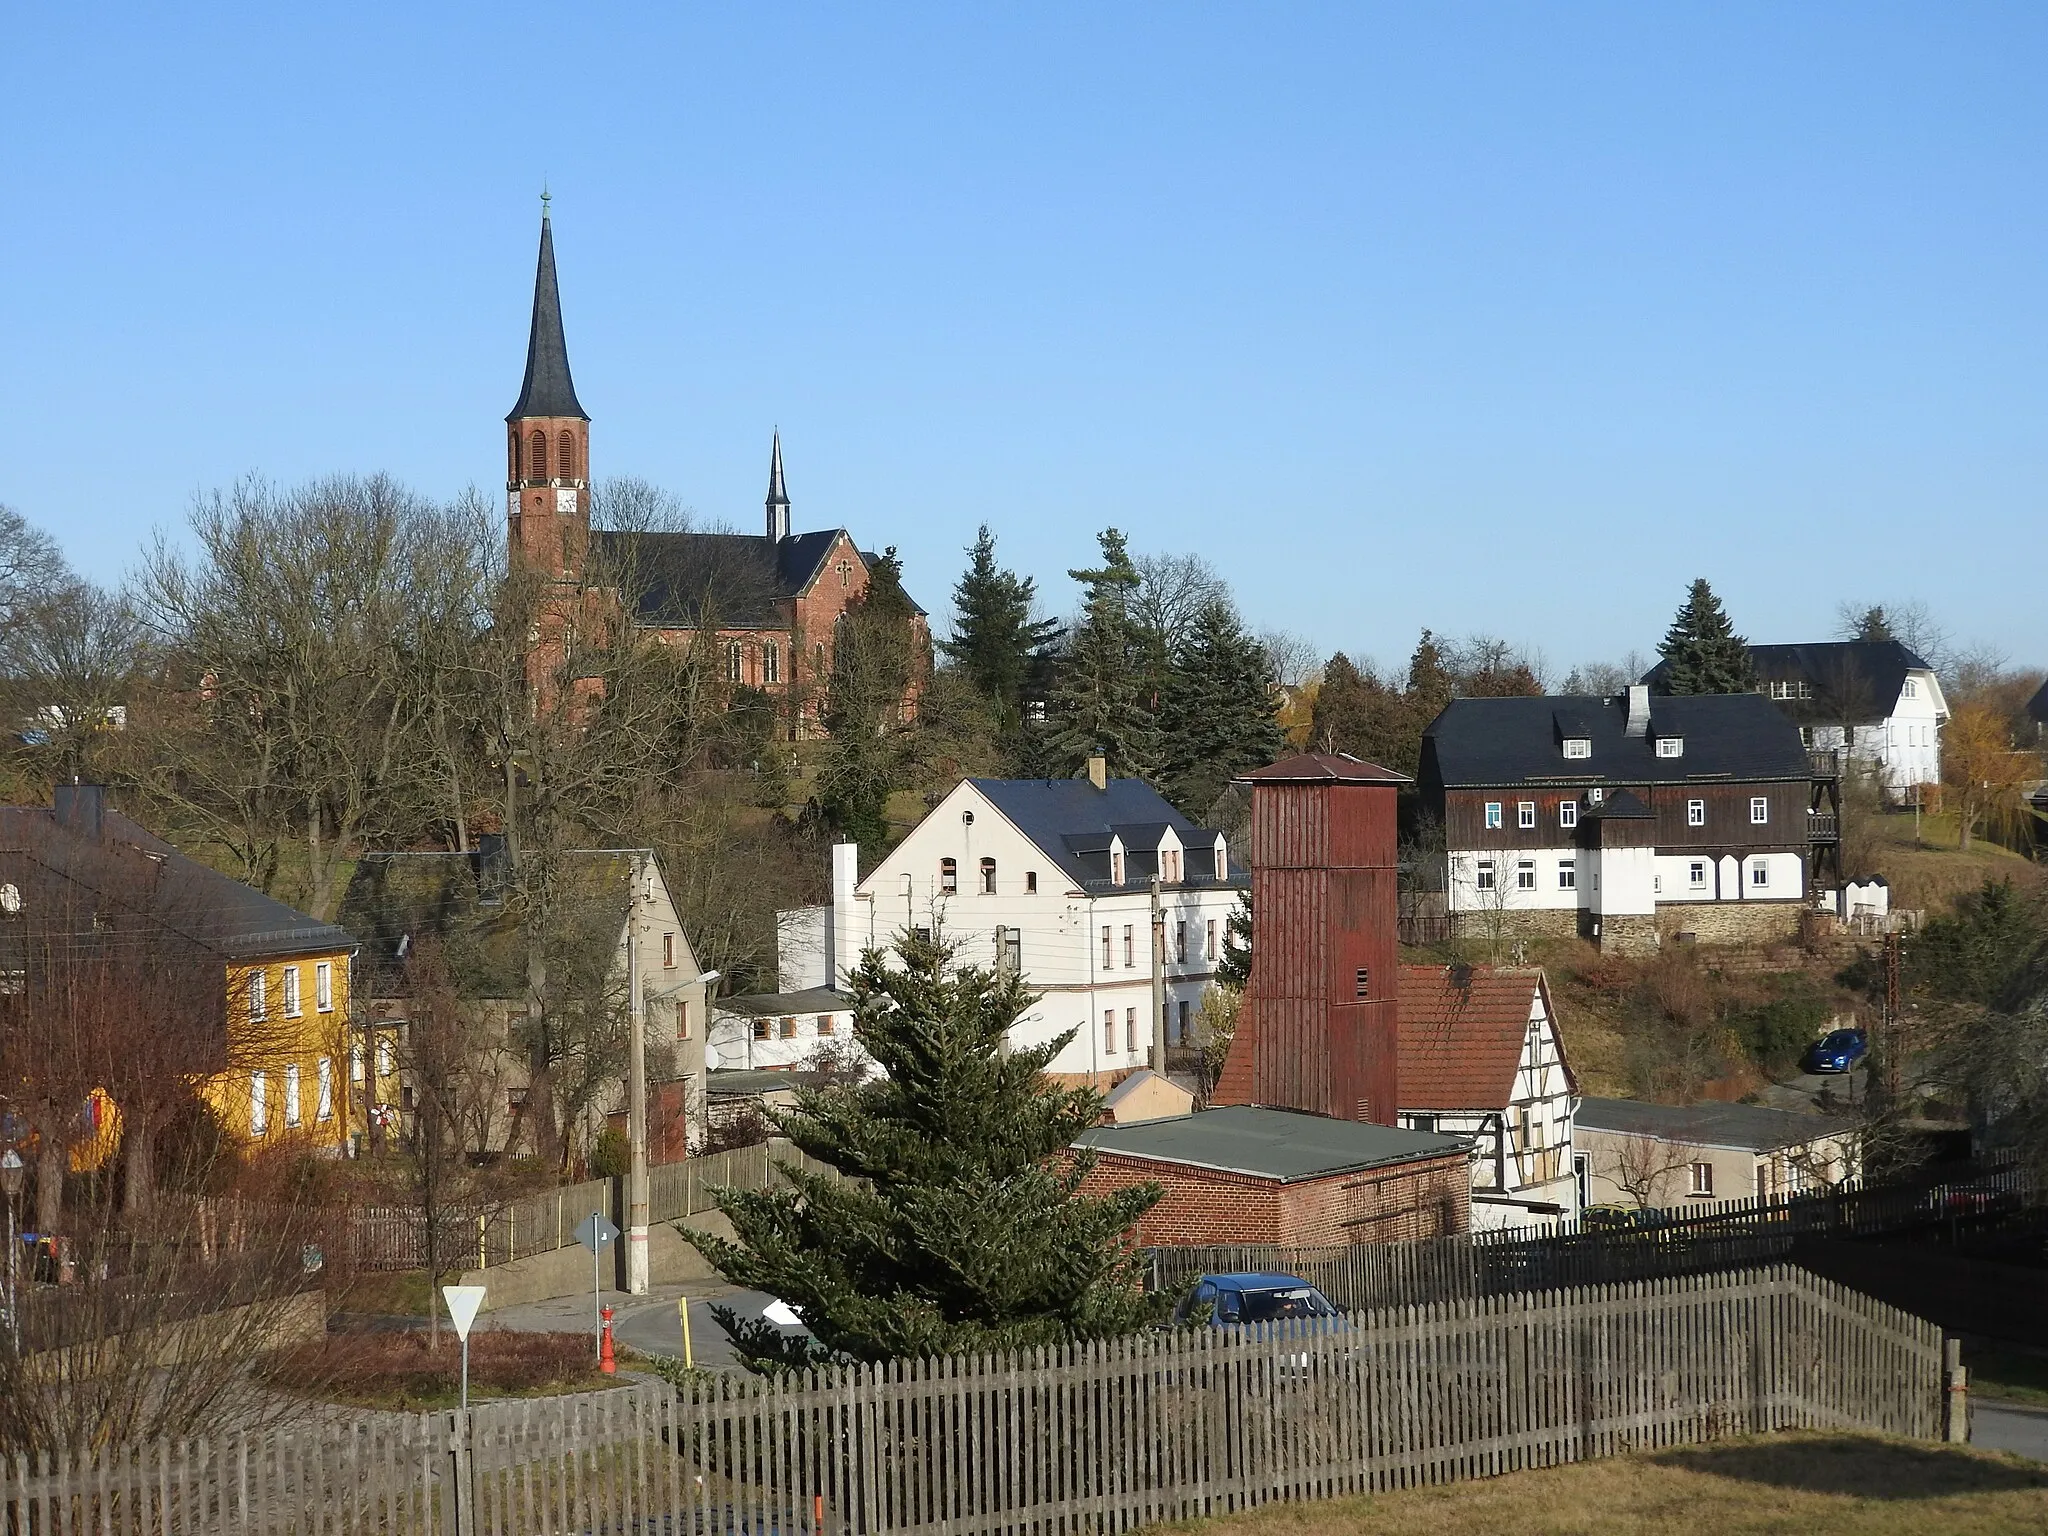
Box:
0;1265;1945;1535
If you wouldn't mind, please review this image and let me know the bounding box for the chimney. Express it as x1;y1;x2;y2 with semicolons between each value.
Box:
1086;753;1107;792
53;782;105;840
829;841;860;986
1624;684;1651;738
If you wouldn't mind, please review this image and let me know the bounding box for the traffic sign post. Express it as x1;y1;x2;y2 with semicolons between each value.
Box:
441;1284;487;1414
572;1210;619;1363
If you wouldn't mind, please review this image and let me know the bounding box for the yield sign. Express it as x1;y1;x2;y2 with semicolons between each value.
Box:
573;1212;619;1253
442;1284;487;1341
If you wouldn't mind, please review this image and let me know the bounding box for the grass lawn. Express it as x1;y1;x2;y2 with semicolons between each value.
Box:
262;1329;621;1412
1969;1343;2048;1410
1165;1433;2048;1536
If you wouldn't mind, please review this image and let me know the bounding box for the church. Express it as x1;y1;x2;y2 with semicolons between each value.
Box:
503;205;924;737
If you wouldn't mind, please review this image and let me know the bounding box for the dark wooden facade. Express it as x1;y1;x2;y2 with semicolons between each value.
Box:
1440;780;1810;863
1232;755;1406;1126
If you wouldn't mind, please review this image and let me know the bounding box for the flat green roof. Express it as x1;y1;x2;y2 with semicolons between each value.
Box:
1075;1105;1469;1184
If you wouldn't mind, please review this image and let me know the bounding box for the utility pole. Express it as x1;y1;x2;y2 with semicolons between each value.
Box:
625;853;650;1296
1882;929;1903;1110
1151;875;1168;1073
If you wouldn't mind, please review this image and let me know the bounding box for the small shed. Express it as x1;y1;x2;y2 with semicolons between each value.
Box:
1075;1105;1472;1246
1102;1069;1195;1125
1576;1096;1861;1208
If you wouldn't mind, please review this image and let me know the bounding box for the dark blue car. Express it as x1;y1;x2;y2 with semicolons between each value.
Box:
1173;1272;1339;1328
1804;1027;1868;1074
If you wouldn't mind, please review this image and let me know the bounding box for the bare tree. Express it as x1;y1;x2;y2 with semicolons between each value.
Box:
1592;1136;1703;1211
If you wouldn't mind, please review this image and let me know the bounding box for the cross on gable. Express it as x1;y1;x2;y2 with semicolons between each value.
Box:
836;559;853;586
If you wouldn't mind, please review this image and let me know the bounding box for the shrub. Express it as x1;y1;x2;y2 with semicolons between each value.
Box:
263;1329;600;1409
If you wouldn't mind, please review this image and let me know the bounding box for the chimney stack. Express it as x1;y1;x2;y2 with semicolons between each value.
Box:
1624;684;1651;738
1086;753;1107;791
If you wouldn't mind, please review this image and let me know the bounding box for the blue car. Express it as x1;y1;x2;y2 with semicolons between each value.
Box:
1173;1272;1340;1328
1804;1027;1868;1074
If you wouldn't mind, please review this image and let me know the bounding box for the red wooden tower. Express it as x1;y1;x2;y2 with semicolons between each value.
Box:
1213;752;1408;1125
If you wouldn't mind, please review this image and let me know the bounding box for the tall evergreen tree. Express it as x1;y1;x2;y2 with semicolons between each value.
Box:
817;550;922;855
1310;653;1405;765
685;933;1168;1369
1655;579;1757;695
1045;529;1158;779
1158;596;1286;816
938;525;1060;733
1850;606;1894;643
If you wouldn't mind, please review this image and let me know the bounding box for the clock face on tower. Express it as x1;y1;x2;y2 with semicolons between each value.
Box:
555;489;579;517
507;491;521;520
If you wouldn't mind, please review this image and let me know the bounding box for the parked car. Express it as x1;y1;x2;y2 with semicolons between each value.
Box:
1172;1272;1340;1328
1804;1028;1868;1075
1581;1203;1670;1231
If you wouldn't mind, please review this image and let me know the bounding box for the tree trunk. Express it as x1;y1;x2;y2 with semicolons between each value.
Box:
35;1135;64;1236
122;1111;153;1216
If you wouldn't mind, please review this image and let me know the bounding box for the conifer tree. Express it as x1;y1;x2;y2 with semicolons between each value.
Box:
1309;653;1406;765
1158;596;1286;816
1850;606;1893;643
938;525;1060;733
685;933;1168;1368
1045;529;1158;779
817;550;922;854
1655;579;1757;695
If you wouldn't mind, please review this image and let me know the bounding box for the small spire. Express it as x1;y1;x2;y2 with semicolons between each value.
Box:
767;429;789;506
540;182;551;222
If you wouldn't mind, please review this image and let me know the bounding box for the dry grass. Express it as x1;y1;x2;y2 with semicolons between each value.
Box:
262;1328;610;1411
1168;1432;2048;1536
1852;806;2042;914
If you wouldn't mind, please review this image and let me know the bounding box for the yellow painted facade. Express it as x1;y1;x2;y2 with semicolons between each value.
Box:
195;949;391;1154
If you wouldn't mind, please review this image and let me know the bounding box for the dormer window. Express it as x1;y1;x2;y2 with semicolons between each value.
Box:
1903;679;1919;699
1160;848;1181;882
1213;838;1227;879
1655;737;1684;758
1110;850;1125;885
1562;738;1591;759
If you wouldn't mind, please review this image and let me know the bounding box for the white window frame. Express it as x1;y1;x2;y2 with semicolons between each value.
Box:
1123;925;1134;968
1562;738;1591;759
316;1057;334;1122
1688;1161;1714;1197
250;1071;267;1136
284;1064;301;1129
282;966;301;1017
1102;927;1112;968
1751;862;1770;889
1558;859;1576;891
1516;859;1537;891
1687;799;1706;828
1475;858;1496;892
248;971;267;1020
315;961;333;1013
1205;919;1218;961
1656;737;1683;758
1103;1010;1116;1053
1750;797;1769;825
1484;802;1503;829
349;1042;364;1084
1558;801;1578;830
1688;860;1708;889
376;1037;393;1078
1517;802;1536;830
1903;678;1918;698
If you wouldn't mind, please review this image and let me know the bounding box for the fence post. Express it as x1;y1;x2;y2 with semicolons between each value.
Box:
1943;1337;1969;1443
476;1214;487;1272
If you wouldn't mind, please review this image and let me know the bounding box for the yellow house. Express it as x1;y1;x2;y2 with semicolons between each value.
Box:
2;786;382;1163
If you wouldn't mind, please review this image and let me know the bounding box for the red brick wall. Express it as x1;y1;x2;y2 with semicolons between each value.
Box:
1080;1150;1471;1247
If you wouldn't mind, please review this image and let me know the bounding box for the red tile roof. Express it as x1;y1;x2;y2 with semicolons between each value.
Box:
1398;965;1569;1111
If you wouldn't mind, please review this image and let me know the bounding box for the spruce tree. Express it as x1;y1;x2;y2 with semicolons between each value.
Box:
1310;652;1407;766
1655;579;1757;695
1045;529;1158;779
1851;606;1893;643
685;933;1169;1368
938;525;1060;733
1157;596;1286;816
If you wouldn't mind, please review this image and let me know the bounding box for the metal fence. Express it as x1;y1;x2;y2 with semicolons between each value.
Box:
1147;1157;2039;1314
0;1265;1946;1535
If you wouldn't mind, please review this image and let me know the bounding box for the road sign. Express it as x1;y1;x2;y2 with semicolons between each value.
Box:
442;1284;487;1341
573;1212;619;1253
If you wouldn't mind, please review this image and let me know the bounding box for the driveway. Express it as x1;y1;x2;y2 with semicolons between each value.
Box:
476;1280;807;1374
1753;1062;1869;1115
1973;1401;2048;1464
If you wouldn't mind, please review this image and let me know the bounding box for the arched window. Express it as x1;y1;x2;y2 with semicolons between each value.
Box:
763;641;780;684
557;430;577;481
939;858;958;895
726;641;743;682
528;429;548;481
979;857;996;894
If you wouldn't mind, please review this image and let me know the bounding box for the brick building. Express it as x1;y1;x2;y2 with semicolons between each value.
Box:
1076;1106;1471;1246
505;205;923;736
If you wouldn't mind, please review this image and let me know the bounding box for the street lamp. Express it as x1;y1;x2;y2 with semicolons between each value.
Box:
1;1148;24;1350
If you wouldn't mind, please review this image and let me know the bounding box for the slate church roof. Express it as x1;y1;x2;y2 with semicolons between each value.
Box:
507;211;587;422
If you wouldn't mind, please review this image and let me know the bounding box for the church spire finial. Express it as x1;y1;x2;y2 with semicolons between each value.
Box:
765;430;791;541
507;199;586;423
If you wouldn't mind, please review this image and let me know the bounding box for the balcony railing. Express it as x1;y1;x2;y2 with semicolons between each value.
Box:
1809;749;1844;780
1808;811;1840;841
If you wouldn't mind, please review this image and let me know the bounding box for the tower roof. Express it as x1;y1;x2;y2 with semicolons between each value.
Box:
766;431;790;506
507;210;588;423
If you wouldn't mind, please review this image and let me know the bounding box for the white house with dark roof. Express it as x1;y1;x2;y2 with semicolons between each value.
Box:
1575;1096;1861;1209
1649;640;1947;799
1420;685;1835;951
777;758;1248;1082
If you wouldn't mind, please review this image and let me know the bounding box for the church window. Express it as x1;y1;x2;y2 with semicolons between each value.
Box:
528;430;548;481
763;642;780;684
557;430;576;481
726;641;743;682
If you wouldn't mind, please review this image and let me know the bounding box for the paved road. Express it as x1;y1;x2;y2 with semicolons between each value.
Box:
477;1280;810;1374
1973;1401;2048;1463
1753;1062;1868;1115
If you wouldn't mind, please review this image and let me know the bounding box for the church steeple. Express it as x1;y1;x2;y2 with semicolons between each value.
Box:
765;430;791;542
506;199;590;584
508;199;587;423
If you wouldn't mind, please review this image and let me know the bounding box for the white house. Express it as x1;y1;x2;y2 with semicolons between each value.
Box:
1397;965;1580;1230
1576;1097;1862;1209
1728;641;1946;799
708;987;858;1072
776;758;1248;1083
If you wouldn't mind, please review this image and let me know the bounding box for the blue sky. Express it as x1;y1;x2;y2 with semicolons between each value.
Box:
4;5;2043;673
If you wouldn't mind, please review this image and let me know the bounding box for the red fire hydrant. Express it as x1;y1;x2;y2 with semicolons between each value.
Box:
600;1306;618;1375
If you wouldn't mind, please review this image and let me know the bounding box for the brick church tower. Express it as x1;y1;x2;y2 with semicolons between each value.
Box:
506;197;590;585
